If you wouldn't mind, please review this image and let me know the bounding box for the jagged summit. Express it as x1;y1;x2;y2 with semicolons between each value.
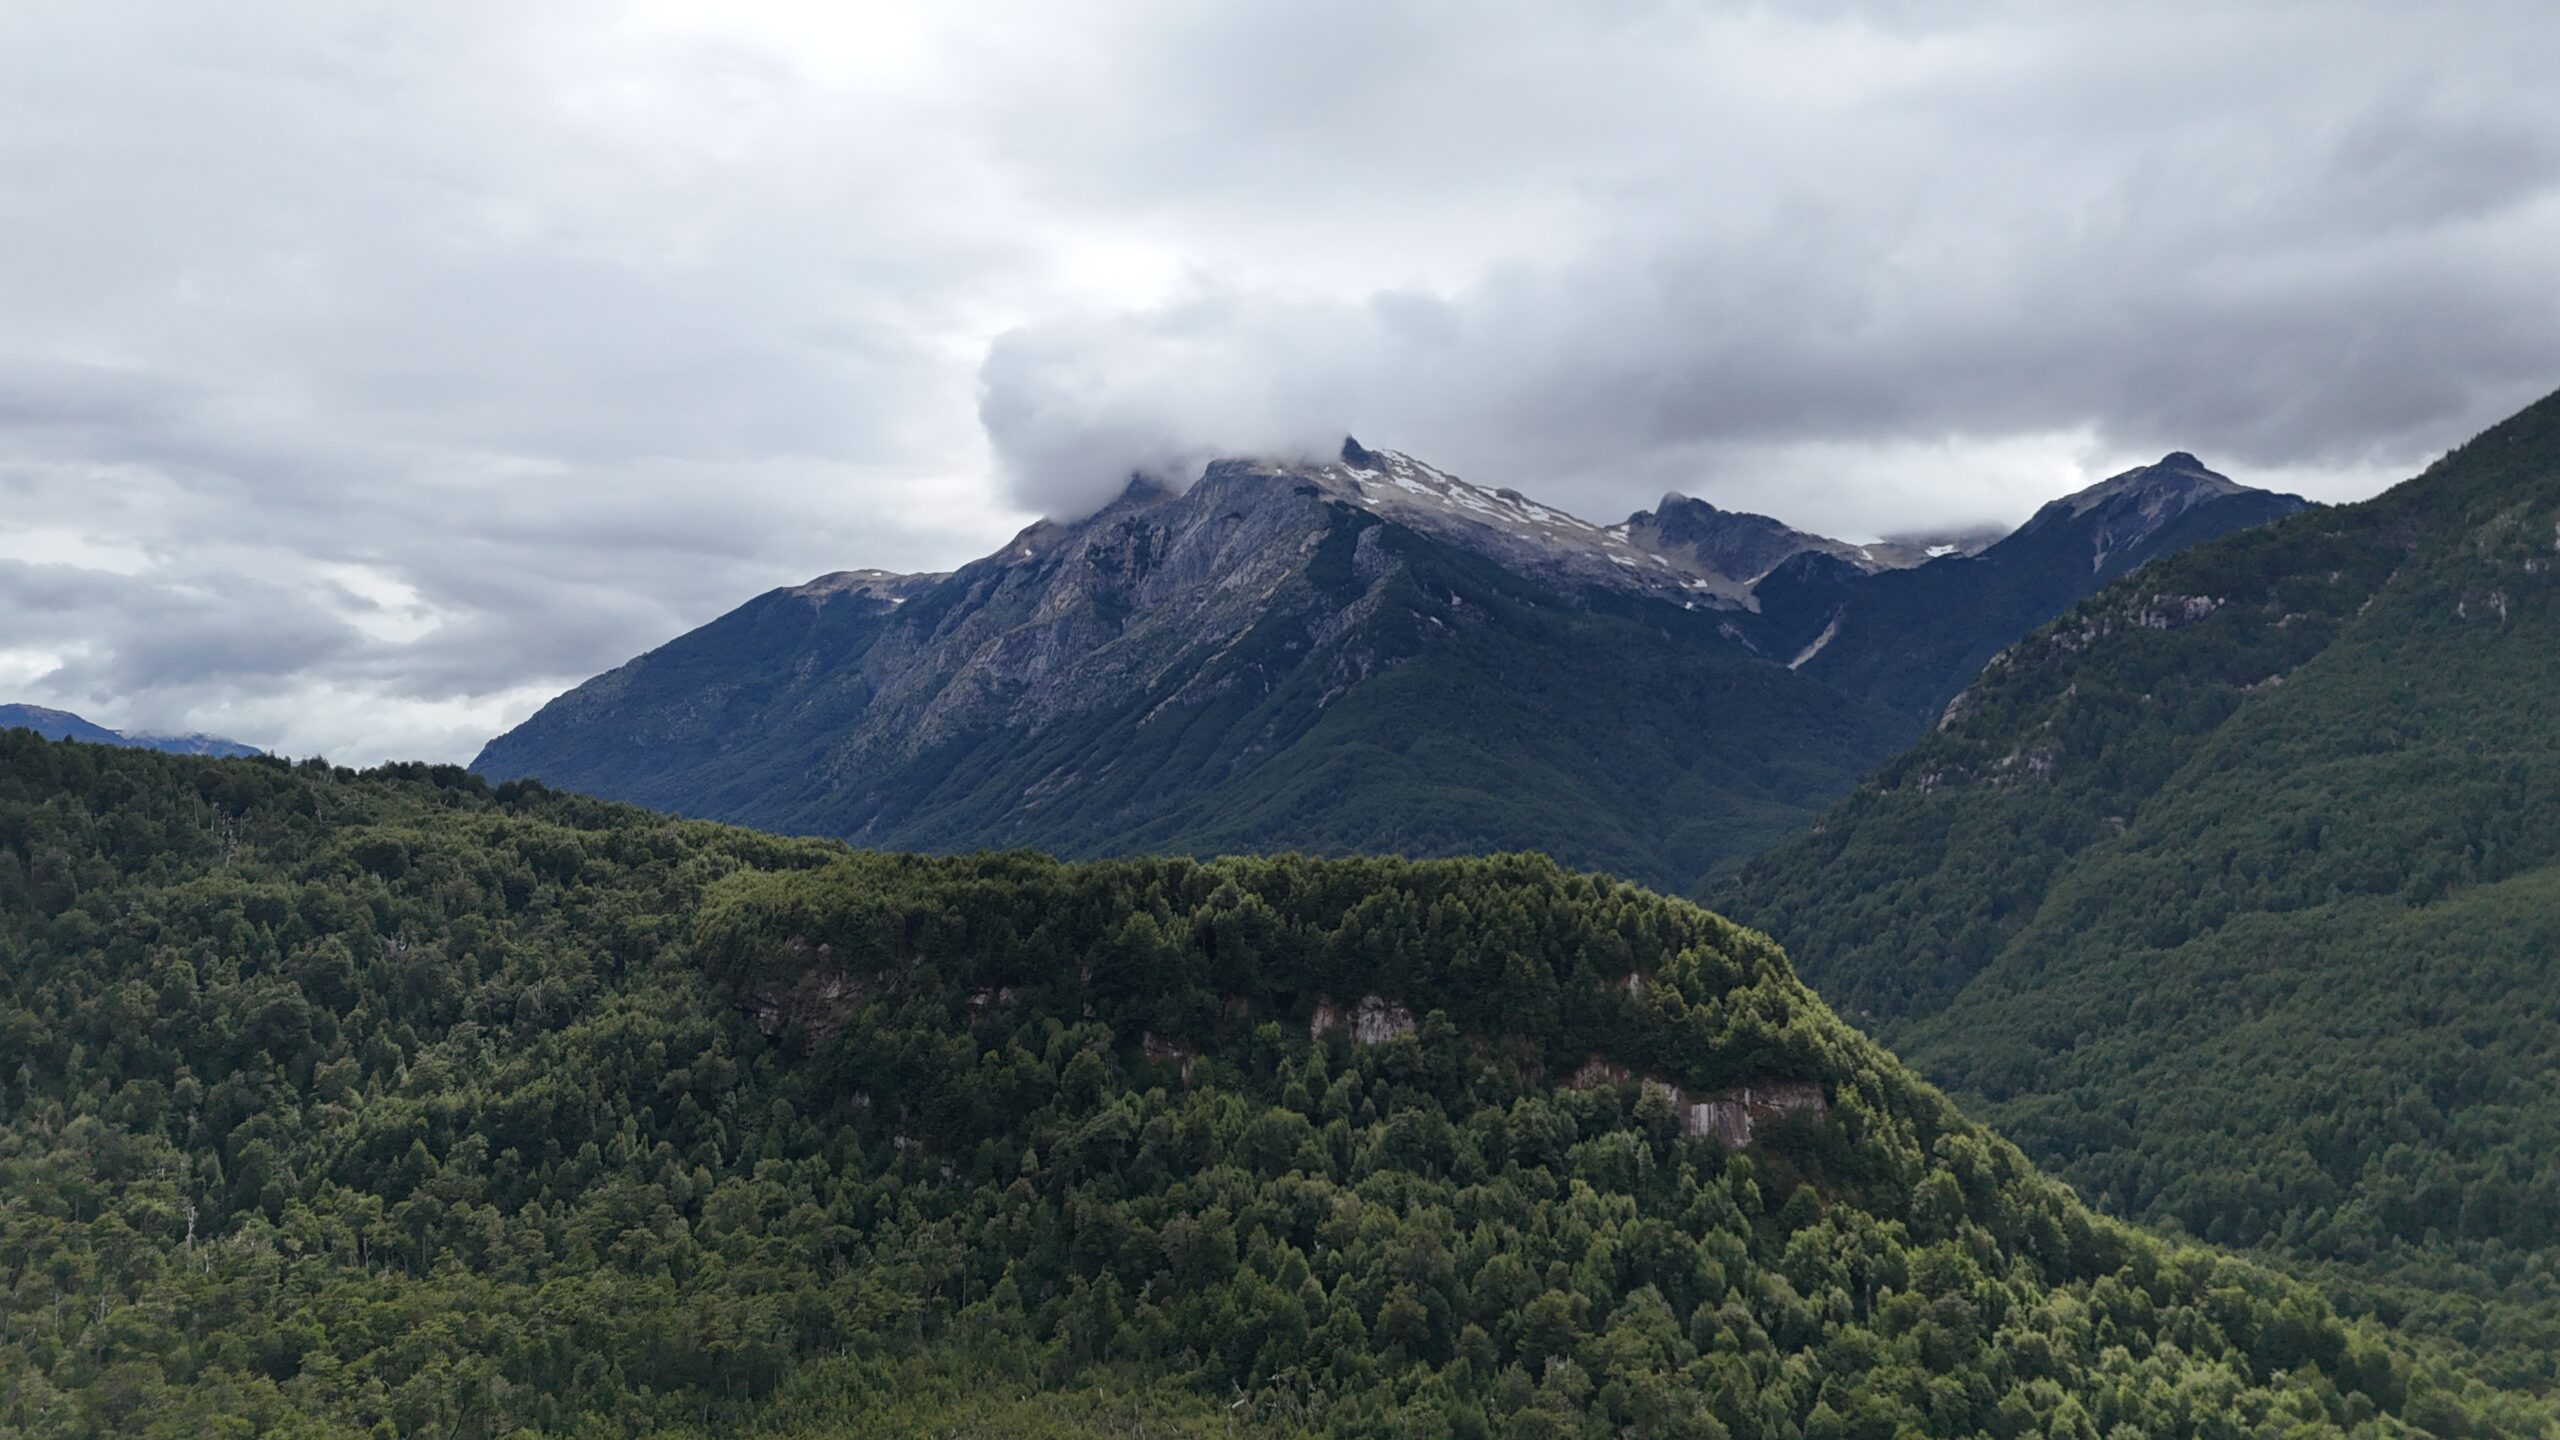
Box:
2006;451;2290;578
1003;441;2083;609
1295;443;1753;604
1163;442;1939;607
1624;492;1939;588
2044;450;2250;523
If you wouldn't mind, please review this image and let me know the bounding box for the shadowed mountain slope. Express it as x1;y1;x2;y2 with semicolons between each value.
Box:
1722;385;2560;1386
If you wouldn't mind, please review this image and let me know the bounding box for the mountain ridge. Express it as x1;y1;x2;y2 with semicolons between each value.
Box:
1719;382;2560;1380
0;701;262;758
475;442;2306;887
1761;452;2311;719
477;455;1917;889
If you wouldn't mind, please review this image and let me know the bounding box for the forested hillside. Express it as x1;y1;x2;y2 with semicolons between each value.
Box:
3;737;2544;1436
1723;385;2560;1387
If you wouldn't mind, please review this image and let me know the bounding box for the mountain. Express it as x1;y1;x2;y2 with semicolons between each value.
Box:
1;737;2542;1435
1752;453;2311;720
1720;386;2560;1382
477;445;1920;890
0;701;261;757
477;442;2303;889
1619;494;1998;592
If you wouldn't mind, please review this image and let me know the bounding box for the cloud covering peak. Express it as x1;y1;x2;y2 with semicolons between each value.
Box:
3;0;2557;760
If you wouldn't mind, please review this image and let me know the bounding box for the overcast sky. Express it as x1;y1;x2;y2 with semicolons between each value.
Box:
3;0;2556;763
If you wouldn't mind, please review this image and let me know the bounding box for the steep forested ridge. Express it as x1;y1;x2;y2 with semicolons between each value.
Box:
1723;385;2560;1386
3;737;2542;1437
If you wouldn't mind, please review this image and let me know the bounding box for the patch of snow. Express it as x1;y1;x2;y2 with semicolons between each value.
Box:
1926;544;1958;558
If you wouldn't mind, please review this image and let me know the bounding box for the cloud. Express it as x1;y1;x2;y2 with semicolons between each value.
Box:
975;2;2560;532
1;0;2556;761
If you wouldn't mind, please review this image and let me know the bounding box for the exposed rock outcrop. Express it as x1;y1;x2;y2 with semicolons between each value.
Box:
1309;994;1417;1046
1566;1057;1827;1147
1682;1081;1828;1147
1140;1031;1198;1083
735;939;867;1050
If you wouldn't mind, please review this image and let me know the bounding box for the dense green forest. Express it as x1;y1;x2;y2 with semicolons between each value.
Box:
2;737;2549;1437
1722;387;2560;1387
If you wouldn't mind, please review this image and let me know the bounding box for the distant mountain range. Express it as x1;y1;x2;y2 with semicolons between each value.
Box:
0;703;261;758
475;441;2304;888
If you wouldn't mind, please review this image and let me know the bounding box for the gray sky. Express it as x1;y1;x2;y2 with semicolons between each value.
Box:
3;0;2555;763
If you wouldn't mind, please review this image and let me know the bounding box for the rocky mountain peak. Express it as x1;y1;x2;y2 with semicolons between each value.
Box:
1310;445;1749;606
2047;452;2249;520
2005;451;2303;575
1624;492;1944;590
